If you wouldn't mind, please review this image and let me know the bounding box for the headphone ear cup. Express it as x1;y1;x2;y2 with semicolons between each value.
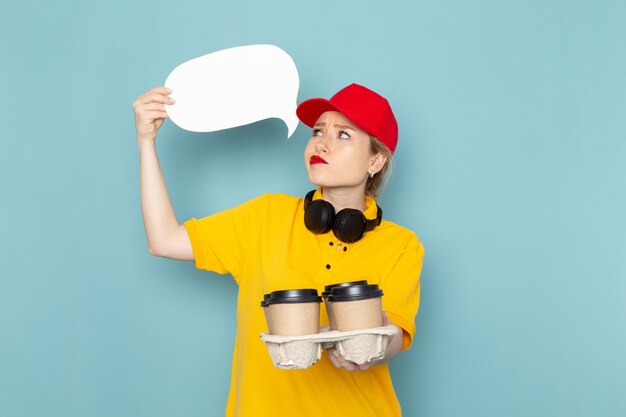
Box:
304;200;336;234
333;209;368;243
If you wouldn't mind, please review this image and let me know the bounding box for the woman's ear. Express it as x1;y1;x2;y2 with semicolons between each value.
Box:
369;152;388;175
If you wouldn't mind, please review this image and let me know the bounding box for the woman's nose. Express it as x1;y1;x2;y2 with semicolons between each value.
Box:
315;134;330;153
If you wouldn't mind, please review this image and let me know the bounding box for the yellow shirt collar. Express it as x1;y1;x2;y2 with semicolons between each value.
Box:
312;187;379;220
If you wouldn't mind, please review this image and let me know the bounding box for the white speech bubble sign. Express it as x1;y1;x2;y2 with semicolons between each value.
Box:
164;44;300;138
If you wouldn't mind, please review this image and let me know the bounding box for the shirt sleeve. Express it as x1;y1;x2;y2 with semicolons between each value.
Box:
183;195;268;284
379;233;425;351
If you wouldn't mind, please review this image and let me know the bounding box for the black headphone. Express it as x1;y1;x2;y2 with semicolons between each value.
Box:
303;190;383;243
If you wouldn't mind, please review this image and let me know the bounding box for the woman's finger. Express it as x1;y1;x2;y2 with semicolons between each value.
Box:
332;349;359;371
134;86;173;104
325;348;341;368
139;102;167;112
141;86;172;97
357;362;371;371
139;110;169;121
151;86;172;94
147;92;175;104
136;93;175;106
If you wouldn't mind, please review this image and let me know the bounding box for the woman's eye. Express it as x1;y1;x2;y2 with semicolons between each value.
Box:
312;128;322;136
339;131;350;139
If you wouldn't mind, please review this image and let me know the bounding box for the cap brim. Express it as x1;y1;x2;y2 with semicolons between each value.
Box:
296;98;340;128
296;98;372;138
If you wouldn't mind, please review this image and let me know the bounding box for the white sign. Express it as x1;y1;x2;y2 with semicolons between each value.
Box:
164;44;300;138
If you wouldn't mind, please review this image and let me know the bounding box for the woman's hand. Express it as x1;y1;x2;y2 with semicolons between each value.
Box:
133;86;175;143
326;346;373;371
325;311;402;371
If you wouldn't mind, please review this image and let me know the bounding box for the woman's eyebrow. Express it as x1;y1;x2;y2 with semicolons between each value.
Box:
313;122;356;131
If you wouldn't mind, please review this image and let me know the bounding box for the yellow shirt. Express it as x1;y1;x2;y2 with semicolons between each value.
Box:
184;189;424;417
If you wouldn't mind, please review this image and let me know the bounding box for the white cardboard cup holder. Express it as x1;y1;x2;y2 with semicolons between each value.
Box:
260;325;399;370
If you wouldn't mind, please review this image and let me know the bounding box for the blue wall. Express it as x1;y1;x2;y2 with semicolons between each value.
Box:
1;1;625;416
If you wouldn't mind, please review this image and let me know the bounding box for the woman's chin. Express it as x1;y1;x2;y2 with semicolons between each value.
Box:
308;178;337;189
306;173;325;187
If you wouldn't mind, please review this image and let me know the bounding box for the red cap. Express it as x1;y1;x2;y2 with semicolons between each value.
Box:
296;83;399;153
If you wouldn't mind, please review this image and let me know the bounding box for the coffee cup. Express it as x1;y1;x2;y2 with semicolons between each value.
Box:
263;289;322;336
327;284;384;331
321;280;369;330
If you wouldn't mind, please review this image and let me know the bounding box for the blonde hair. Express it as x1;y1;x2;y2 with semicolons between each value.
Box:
365;136;394;198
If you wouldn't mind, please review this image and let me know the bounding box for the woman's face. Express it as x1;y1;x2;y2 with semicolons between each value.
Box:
304;111;378;191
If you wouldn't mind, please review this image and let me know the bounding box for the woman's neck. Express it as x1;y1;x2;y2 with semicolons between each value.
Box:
321;186;367;212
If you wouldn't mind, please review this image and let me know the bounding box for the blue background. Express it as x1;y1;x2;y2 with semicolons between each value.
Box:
1;0;625;416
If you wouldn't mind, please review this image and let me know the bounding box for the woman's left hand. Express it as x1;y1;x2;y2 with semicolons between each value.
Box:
326;311;396;371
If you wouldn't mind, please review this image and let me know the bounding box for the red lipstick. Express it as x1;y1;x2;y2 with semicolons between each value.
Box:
310;155;328;165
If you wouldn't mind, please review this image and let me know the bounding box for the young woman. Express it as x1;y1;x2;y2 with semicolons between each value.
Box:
133;83;424;416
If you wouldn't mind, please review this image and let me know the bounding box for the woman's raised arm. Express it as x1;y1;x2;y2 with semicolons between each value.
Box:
134;87;193;261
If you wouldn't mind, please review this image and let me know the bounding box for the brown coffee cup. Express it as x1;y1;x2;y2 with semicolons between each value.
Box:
262;289;322;336
322;280;369;330
327;284;384;331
